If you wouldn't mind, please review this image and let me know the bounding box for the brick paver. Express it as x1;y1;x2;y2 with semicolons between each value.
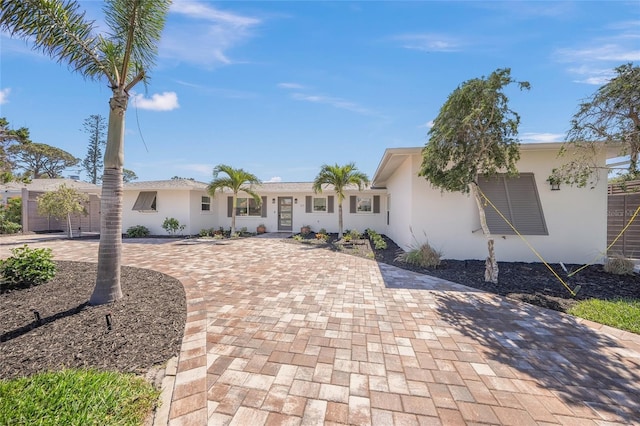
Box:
2;234;639;425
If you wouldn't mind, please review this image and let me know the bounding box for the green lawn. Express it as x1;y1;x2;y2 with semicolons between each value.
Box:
569;298;640;334
0;369;159;426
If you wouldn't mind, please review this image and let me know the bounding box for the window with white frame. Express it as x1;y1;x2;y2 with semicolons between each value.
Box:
236;197;261;216
313;197;327;212
356;196;372;213
201;196;211;211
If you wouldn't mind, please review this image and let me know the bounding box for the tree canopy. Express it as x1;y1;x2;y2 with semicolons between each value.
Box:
313;162;369;238
558;63;640;187
0;117;31;182
419;68;530;193
8;142;79;178
37;184;88;238
82;114;106;184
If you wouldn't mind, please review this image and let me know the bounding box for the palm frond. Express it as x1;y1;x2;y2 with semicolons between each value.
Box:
0;0;113;85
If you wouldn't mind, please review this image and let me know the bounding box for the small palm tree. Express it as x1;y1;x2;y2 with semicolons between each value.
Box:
1;0;170;305
208;164;261;235
313;163;369;238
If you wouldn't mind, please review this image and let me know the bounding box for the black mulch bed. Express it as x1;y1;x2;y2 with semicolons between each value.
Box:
290;232;639;313
1;261;186;380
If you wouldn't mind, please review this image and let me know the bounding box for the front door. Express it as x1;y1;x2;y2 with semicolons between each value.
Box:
278;197;293;231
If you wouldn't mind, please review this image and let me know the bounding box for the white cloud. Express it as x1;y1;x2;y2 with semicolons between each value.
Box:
162;1;261;67
520;132;565;143
418;120;434;129
290;92;377;116
179;163;212;176
265;176;282;183
392;33;462;52
278;82;306;90
131;92;179;111
0;88;10;104
556;44;640;63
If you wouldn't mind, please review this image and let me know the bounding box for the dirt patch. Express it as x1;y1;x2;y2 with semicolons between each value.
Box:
1;261;186;380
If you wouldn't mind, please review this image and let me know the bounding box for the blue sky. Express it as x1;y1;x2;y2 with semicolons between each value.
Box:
1;1;638;183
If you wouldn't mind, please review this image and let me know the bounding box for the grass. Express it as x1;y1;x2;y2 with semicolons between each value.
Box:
568;298;640;334
0;369;160;426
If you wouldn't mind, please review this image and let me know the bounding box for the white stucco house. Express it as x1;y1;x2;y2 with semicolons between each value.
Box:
123;180;387;235
371;142;611;264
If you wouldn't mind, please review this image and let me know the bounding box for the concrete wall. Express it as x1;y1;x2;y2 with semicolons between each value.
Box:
123;189;195;235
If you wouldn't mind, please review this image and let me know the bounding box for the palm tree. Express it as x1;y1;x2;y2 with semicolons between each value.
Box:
1;0;170;305
313;163;369;238
207;164;261;235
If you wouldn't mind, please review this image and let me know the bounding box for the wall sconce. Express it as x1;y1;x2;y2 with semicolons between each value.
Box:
272;198;275;204
294;198;298;204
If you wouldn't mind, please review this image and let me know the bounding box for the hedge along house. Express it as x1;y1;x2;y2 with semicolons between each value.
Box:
0;178;101;234
122;180;386;236
371;142;615;264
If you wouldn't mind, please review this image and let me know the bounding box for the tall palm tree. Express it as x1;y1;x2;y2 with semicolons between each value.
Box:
313;163;369;238
1;0;170;305
207;164;261;235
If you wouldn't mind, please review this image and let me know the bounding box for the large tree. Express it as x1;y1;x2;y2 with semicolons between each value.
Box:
0;117;31;182
207;164;261;235
123;168;138;183
8;142;79;178
1;0;170;305
557;63;640;187
37;184;88;238
312;163;369;238
82;114;106;184
418;68;529;283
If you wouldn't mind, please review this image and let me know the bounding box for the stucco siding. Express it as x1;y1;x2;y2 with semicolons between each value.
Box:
385;156;415;250
189;190;217;234
399;148;608;264
123;189;191;235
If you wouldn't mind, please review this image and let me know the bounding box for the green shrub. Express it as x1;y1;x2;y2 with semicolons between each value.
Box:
604;255;636;275
126;225;150;238
349;229;361;240
199;228;211;237
373;236;387;250
0;220;21;234
396;241;442;268
342;234;352;242
162;217;185;235
0;245;57;288
293;234;304;241
319;228;327;235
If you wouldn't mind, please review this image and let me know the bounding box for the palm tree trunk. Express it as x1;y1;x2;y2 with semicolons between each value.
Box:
67;213;72;238
90;93;126;305
471;183;498;283
338;203;343;238
231;193;236;235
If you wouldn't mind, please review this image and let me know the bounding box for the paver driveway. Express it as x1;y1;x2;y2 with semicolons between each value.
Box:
1;235;639;425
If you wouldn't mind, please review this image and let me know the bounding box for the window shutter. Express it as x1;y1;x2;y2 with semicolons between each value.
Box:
373;195;380;214
227;197;233;218
132;191;157;211
306;196;312;213
477;173;547;235
350;196;356;213
327;196;334;213
261;196;267;217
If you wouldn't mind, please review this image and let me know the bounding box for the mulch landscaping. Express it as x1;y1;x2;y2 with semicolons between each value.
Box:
0;261;186;380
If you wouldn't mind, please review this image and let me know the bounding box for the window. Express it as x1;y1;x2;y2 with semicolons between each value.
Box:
305;195;334;213
356;196;372;212
132;191;157;211
477;173;548;235
313;197;327;212
236;197;261;216
350;195;380;214
201;196;211;211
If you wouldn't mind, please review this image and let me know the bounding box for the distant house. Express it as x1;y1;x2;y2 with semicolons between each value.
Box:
371;143;611;264
0;178;101;234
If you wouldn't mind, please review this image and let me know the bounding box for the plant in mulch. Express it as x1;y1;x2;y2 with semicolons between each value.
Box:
161;217;185;236
0;245;56;290
396;240;443;268
603;254;636;276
